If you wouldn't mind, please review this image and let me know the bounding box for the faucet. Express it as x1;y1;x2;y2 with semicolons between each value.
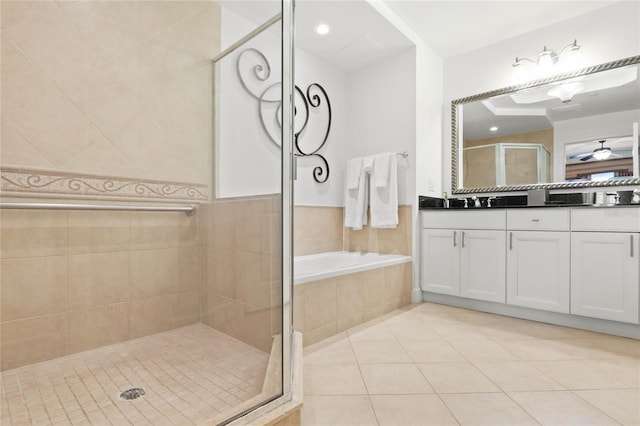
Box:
471;196;481;208
487;197;496;208
463;198;469;208
633;189;640;204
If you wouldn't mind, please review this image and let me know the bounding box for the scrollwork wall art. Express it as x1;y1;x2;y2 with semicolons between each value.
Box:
237;48;332;183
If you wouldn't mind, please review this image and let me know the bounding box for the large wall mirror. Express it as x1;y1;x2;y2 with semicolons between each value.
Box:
451;55;640;194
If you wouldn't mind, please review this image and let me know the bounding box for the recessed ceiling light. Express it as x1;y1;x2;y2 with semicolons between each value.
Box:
314;23;330;36
490;126;499;132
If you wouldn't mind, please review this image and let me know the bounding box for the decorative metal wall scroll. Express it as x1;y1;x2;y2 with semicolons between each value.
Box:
236;48;332;183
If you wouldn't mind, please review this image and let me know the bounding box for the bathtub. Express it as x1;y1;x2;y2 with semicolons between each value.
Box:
294;251;412;285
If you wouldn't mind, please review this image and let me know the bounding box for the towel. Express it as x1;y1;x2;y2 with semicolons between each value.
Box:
344;157;369;230
370;153;398;228
346;158;363;190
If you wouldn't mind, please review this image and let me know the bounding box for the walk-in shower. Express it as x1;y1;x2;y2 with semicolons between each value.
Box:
0;1;295;424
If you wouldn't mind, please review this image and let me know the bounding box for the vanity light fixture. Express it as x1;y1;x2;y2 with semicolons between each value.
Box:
314;23;331;35
512;39;583;84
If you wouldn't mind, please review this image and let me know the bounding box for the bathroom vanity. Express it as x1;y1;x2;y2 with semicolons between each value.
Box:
420;204;640;337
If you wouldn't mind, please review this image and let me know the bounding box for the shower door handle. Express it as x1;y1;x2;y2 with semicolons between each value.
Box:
293;155;298;180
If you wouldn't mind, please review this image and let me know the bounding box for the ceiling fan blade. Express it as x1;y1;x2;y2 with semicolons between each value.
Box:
569;152;593;160
580;154;595;161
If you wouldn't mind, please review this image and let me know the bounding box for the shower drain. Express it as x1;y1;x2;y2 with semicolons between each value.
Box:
119;388;146;400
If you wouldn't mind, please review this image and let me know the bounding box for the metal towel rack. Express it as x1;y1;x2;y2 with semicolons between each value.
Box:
396;151;409;158
0;202;196;216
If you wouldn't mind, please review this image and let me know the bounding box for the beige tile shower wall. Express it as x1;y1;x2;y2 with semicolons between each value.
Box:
0;199;201;371
293;262;412;346
0;0;220;186
201;196;282;352
345;205;412;255
293;206;343;256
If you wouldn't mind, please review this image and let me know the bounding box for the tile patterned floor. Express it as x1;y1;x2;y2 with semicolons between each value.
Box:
1;324;270;425
301;302;640;426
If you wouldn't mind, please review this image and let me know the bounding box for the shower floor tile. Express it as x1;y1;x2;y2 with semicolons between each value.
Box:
1;324;270;425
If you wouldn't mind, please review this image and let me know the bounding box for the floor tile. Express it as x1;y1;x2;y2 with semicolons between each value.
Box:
370;394;459;426
474;361;565;392
384;321;442;342
351;341;412;364
530;360;631;389
304;342;357;365
360;364;434;394
417;363;500;394
509;391;619;425
574;388;640;425
440;393;538;425
303;364;367;395
300;395;378;426
399;340;467;363
348;324;397;342
449;340;519;362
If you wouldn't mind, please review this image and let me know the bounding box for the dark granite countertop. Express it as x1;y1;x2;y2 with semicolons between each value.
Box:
419;192;640;210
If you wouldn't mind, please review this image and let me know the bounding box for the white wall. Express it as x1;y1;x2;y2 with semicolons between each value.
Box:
293;49;349;206
345;48;417;206
553;109;640;181
217;9;282;198
443;1;640;194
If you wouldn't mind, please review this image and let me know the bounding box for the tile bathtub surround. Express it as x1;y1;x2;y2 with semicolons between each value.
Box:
0;199;202;371
345;205;412;255
301;302;640;426
294;262;412;347
1;0;220;188
294;206;344;256
294;205;412;256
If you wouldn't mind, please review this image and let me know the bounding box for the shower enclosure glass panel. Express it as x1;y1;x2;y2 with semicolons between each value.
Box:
0;0;294;424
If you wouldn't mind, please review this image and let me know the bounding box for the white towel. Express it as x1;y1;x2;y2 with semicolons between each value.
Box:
344;157;369;230
370;153;398;228
346;158;363;190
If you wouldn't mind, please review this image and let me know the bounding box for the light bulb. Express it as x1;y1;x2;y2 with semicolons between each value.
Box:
537;49;556;77
314;23;330;35
511;60;532;84
593;150;611;160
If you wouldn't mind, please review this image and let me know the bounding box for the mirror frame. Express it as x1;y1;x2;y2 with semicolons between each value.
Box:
451;55;640;194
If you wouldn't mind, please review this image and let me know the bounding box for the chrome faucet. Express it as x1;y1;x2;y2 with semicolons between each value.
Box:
633;189;640;204
471;196;481;208
463;198;469;208
487;197;496;208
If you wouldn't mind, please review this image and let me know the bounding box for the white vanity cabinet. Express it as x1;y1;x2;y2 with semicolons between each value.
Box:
506;210;570;313
570;209;640;324
421;211;506;303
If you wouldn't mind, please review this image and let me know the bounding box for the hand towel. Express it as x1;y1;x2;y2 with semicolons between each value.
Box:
370;153;398;228
346;158;363;190
344;157;369;230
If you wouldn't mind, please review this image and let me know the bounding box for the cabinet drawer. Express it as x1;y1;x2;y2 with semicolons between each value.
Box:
422;210;506;230
572;208;640;232
507;209;570;231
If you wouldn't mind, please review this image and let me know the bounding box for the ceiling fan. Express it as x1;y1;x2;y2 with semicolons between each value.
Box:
569;139;630;162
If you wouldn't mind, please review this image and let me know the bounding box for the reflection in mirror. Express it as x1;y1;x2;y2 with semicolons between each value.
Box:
565;136;633;182
453;56;640;193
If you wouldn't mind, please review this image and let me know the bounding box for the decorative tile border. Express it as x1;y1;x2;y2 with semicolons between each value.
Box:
0;167;208;201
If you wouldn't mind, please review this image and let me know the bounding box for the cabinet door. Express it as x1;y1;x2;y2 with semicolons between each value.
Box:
421;229;460;295
571;232;639;324
507;231;570;313
460;230;506;303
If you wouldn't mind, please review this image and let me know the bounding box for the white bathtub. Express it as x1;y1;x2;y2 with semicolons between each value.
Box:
294;251;412;285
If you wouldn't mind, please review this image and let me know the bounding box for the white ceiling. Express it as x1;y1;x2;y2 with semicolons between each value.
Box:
218;1;621;72
381;0;618;58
